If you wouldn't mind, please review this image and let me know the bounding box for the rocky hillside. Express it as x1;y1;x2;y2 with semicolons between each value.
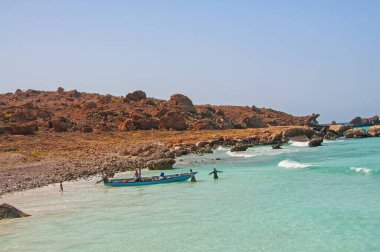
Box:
0;88;318;135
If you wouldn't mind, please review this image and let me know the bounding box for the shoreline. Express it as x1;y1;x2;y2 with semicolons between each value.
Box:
1;125;379;196
0;127;293;196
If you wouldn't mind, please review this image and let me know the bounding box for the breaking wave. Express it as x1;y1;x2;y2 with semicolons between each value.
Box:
278;160;314;169
289;141;309;147
351;167;372;174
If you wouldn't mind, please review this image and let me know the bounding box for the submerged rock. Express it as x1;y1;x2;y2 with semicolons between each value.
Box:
272;143;282;149
230;145;250;152
0;204;30;220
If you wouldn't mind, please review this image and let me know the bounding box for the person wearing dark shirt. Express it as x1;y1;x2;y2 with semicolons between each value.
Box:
189;169;196;182
209;168;222;179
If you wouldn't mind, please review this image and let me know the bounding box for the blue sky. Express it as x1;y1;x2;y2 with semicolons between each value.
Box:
1;0;379;123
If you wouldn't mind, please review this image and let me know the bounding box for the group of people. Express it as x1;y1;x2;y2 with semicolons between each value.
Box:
188;168;222;182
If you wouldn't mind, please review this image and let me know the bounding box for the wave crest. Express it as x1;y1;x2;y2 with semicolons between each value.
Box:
289;141;309;147
278;160;313;169
351;167;372;174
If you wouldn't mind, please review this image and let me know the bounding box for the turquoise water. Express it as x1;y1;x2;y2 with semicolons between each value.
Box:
1;138;380;251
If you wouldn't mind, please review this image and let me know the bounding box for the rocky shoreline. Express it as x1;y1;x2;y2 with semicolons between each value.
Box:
1;125;379;196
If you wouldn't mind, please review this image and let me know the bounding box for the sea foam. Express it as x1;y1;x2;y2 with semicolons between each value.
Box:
289;141;309;147
351;167;372;174
278;160;313;169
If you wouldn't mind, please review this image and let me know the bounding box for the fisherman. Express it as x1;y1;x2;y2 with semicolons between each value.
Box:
96;174;109;184
133;168;140;182
208;168;223;179
189;169;196;182
159;172;165;180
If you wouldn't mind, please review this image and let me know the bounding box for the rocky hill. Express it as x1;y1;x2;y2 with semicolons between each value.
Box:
0;88;318;135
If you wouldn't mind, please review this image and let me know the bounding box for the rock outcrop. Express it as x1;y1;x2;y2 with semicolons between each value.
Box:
328;124;351;136
0;204;30;220
350;115;379;127
368;125;380;137
282;127;314;141
344;128;368;138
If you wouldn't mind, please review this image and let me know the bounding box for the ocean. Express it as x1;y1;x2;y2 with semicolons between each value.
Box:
1;137;380;251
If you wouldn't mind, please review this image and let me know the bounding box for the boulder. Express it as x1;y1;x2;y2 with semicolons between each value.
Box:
159;110;187;131
328;124;351;136
0;204;30;220
308;138;323;147
230;145;250;152
244;116;267;128
147;158;176;170
169;94;196;113
368;125;380;137
272;143;282;149
125;90;146;102
344;128;368;138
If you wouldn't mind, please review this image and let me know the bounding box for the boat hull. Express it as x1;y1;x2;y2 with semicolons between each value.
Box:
103;173;195;187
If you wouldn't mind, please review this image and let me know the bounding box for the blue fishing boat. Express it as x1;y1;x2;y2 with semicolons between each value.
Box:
103;172;197;187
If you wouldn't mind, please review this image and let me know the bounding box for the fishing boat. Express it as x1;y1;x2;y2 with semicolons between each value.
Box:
103;172;197;187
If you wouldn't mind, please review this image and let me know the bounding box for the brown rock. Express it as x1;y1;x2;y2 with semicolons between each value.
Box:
368;125;380;137
283;127;315;140
159;110;187;130
169;94;196;113
308;138;323;147
344;128;368;138
329;124;351;136
324;131;339;140
125;90;146;102
134;118;159;130
147;158;175;170
230;145;250;152
0;203;30;220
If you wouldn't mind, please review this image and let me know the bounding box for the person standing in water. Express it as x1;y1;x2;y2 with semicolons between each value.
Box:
209;168;223;179
60;181;63;192
189;169;196;182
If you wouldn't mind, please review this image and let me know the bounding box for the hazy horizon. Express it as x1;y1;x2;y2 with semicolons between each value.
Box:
1;0;379;123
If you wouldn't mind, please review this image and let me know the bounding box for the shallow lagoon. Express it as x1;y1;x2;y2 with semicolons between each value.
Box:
1;138;380;251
